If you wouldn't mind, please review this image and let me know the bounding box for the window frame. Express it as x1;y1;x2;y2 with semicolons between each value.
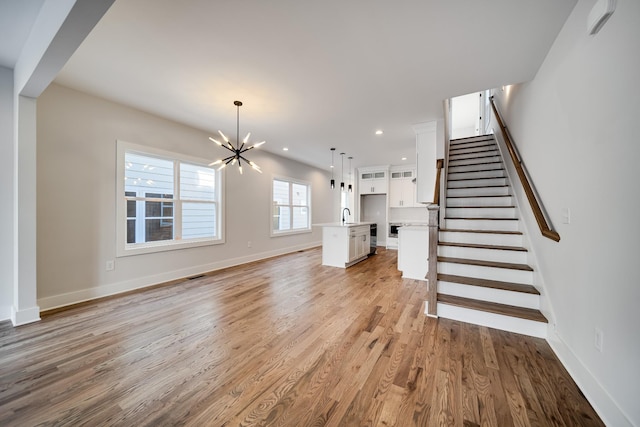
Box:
116;140;225;257
270;175;312;237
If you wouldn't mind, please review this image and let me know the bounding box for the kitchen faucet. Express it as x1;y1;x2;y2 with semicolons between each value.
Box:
342;208;351;224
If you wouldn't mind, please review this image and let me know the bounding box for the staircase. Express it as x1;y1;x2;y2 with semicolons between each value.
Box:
435;135;548;338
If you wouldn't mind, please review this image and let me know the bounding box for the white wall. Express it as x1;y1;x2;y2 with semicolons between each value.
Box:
450;92;479;139
490;1;640;425
36;83;334;309
0;66;13;321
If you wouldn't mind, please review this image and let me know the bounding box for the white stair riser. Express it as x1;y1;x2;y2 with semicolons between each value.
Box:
450;139;495;149
447;186;510;197
438;262;533;284
439;231;524;247
446;207;517;219
449;156;502;167
449;144;497;155
448;177;507;188
449;150;500;161
438;281;540;309
449;170;505;181
446;196;513;207
432;303;547;338
445;218;519;231
448;163;503;173
438;245;527;264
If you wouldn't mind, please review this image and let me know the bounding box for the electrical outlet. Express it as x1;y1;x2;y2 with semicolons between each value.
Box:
247;241;252;248
106;260;115;271
594;328;603;352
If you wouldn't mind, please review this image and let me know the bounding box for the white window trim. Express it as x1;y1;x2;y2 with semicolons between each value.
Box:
270;174;312;237
116;140;225;257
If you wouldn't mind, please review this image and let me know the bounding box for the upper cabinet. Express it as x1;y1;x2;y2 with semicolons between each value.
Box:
358;167;388;194
389;167;421;207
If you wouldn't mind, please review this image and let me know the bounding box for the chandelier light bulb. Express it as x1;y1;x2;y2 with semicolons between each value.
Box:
209;100;265;174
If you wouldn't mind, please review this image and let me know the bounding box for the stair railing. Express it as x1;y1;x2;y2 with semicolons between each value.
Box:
490;96;560;242
433;159;444;205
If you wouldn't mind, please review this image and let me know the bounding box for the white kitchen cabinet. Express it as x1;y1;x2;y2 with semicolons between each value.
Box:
319;223;371;268
358;169;388;194
389;168;419;207
350;225;371;262
398;225;429;280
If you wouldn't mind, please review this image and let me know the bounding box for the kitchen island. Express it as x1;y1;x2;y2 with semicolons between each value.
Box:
397;225;429;280
314;222;375;268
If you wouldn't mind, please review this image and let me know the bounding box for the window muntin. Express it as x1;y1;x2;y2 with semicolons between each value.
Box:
272;178;311;235
118;141;223;256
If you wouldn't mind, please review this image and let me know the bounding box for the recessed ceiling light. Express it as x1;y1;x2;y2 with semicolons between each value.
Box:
402;157;407;161
375;130;383;135
283;147;289;151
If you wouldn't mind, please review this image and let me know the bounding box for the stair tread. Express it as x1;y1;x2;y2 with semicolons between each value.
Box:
448;167;505;174
445;217;518;220
448;177;505;182
449;143;496;152
438;273;539;294
450;150;499;157
440;228;523;235
447;205;516;209
438;256;534;271
449;159;504;170
447;186;510;192
447;195;511;199
437;293;548;323
439;241;527;252
450;154;501;160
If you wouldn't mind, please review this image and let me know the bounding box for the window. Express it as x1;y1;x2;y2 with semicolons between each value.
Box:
117;141;223;256
272;177;311;235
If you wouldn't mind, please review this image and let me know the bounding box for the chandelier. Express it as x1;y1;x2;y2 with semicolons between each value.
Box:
209;100;265;174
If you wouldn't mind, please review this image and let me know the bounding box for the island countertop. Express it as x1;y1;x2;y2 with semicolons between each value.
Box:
313;221;375;228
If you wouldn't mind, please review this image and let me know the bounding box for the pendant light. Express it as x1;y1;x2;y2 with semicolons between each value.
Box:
348;156;353;192
208;100;264;174
340;152;345;191
330;148;336;189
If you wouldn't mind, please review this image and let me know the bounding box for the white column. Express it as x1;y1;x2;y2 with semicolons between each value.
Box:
0;67;14;321
413;121;437;204
12;95;40;325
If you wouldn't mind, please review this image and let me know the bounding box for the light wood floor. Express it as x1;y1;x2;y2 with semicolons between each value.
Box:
0;248;602;426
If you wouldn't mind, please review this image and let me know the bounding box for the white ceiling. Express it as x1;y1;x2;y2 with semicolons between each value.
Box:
6;0;577;171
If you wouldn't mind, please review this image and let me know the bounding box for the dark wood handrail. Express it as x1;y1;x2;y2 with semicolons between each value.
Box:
490;97;560;242
433;158;444;205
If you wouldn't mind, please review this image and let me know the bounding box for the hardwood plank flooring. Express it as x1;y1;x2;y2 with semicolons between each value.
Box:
0;248;602;426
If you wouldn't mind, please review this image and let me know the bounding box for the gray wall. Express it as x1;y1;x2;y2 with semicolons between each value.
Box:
489;0;640;425
36;83;335;309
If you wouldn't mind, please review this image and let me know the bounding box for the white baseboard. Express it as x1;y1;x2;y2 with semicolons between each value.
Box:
547;327;634;427
38;242;321;312
11;305;41;326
